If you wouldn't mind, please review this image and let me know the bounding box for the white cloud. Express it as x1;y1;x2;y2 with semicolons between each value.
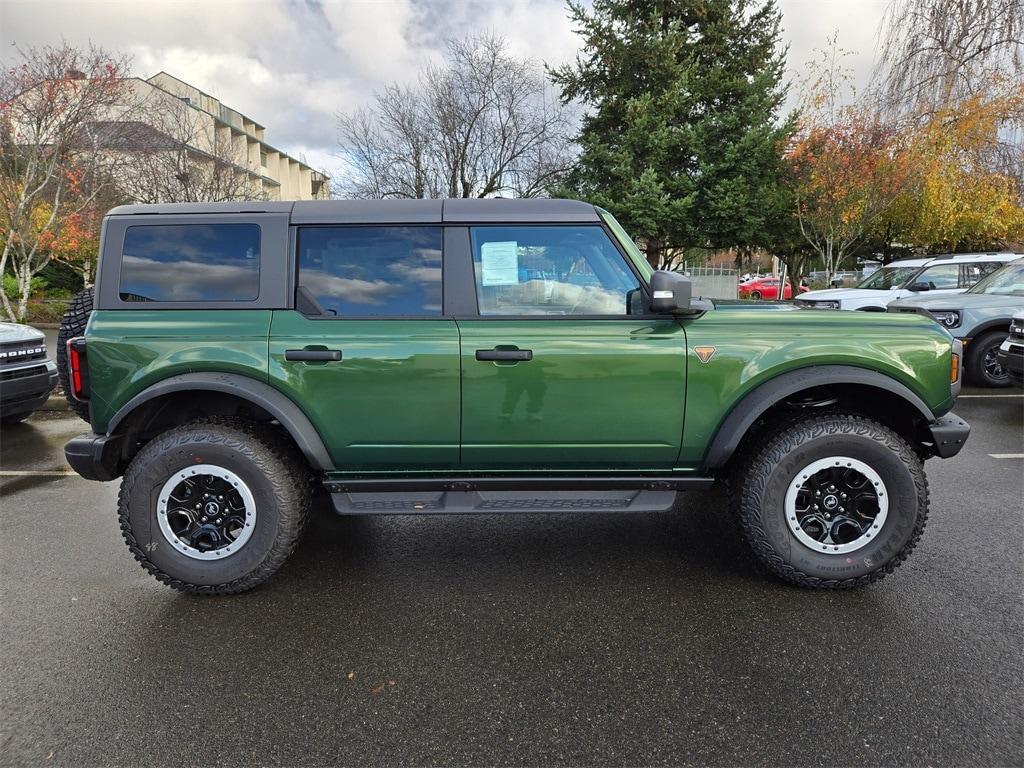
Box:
1;0;887;183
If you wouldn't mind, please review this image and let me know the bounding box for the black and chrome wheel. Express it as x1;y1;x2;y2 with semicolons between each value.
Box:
119;419;310;595
729;413;929;589
785;457;887;555
967;330;1011;387
157;466;257;560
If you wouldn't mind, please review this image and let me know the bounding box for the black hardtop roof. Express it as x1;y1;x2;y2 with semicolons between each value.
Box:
106;198;601;224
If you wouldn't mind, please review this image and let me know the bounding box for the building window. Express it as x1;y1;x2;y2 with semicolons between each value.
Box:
297;227;442;317
119;224;260;302
260;151;268;168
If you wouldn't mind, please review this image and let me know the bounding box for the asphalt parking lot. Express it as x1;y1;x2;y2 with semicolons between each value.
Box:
1;389;1021;767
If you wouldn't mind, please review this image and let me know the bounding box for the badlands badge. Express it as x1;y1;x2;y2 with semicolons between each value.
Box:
694;346;716;363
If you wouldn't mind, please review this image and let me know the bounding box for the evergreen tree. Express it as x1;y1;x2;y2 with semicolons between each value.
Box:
550;0;794;266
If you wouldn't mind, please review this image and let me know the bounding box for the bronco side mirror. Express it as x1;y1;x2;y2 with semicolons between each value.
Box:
650;270;694;314
908;282;931;292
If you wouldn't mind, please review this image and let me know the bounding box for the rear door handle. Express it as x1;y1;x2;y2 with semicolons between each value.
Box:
285;349;342;362
475;349;533;362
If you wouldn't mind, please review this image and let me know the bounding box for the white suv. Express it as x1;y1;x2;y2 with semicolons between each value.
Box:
795;253;1019;311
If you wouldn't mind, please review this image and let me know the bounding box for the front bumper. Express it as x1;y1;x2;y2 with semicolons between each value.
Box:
64;432;125;481
996;339;1024;384
925;412;970;458
0;360;58;417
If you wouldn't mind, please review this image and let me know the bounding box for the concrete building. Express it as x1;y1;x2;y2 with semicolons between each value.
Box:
113;72;329;202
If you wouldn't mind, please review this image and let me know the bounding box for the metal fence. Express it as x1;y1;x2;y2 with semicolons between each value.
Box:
676;263;739;299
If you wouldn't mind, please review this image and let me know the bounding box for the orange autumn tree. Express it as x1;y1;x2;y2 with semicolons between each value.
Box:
786;41;913;282
0;43;132;320
881;88;1024;252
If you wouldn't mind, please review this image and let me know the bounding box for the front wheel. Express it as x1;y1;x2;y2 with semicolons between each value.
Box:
966;330;1011;387
729;413;929;589
118;419;311;594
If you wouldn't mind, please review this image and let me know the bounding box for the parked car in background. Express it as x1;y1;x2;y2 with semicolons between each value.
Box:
738;276;797;300
889;258;1024;386
0;322;57;424
797;253;1018;311
997;311;1024;387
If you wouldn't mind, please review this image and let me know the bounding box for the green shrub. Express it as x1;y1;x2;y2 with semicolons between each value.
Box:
25;300;69;325
3;274;47;300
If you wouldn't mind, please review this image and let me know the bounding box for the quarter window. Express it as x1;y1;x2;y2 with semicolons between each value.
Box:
470;226;642;316
119;224;260;302
297;227;443;317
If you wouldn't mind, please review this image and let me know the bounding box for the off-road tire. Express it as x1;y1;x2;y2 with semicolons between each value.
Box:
966;329;1011;387
728;412;929;589
56;287;94;422
118;419;312;595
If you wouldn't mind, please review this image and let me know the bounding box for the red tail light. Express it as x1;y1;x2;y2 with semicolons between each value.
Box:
66;337;89;401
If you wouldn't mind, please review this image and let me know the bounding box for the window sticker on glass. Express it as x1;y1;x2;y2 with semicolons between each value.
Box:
480;241;519;286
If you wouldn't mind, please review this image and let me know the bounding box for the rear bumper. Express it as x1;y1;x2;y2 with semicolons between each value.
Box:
64;432;124;481
925;412;970;458
0;361;58;416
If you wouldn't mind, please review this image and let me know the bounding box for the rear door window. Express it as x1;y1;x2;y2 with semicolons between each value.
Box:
913;264;960;290
296;227;443;317
119;224;260;302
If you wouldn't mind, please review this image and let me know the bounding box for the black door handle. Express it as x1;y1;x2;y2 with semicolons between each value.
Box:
286;349;342;362
476;349;533;362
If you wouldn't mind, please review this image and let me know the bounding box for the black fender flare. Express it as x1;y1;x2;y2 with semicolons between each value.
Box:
965;318;1015;341
107;372;333;471
701;365;936;472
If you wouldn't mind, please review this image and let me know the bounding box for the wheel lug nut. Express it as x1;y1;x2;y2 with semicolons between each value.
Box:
216;518;222;524
201;516;207;522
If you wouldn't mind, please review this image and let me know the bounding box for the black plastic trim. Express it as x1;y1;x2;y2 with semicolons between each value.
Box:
106;372;333;471
701;365;938;471
64;432;124;482
324;476;714;493
925;411;970;458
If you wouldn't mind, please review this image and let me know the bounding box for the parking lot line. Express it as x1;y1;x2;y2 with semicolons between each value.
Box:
988;454;1024;459
0;470;76;476
958;394;1024;398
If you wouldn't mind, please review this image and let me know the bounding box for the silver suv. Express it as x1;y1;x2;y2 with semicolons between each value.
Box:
888;258;1024;386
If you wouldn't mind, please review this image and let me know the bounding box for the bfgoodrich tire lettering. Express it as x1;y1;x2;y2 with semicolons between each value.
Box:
118;419;311;595
729;413;929;589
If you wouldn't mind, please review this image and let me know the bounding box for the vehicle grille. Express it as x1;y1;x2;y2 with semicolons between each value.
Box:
0;364;48;382
0;339;48;367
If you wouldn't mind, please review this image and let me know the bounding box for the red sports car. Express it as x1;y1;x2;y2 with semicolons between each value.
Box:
739;277;802;300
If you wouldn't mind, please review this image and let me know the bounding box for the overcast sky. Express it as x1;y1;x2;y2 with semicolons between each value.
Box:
1;0;888;177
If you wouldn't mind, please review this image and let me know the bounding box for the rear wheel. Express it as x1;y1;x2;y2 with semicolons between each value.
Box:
966;330;1011;387
56;287;94;422
118;419;311;595
729;413;928;589
750;290;762;300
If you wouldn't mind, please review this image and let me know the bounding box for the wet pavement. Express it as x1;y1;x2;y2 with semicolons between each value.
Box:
1;390;1022;767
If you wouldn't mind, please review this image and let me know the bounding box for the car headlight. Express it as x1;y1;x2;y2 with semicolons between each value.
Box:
929;310;961;328
814;300;840;310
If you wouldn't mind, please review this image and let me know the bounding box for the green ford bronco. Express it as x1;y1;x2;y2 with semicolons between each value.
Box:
60;199;969;594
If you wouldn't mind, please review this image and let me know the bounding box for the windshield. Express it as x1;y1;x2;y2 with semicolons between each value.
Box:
856;266;920;290
966;260;1024;295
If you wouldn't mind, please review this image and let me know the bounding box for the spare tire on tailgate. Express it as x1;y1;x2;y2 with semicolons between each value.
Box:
56;287;93;422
